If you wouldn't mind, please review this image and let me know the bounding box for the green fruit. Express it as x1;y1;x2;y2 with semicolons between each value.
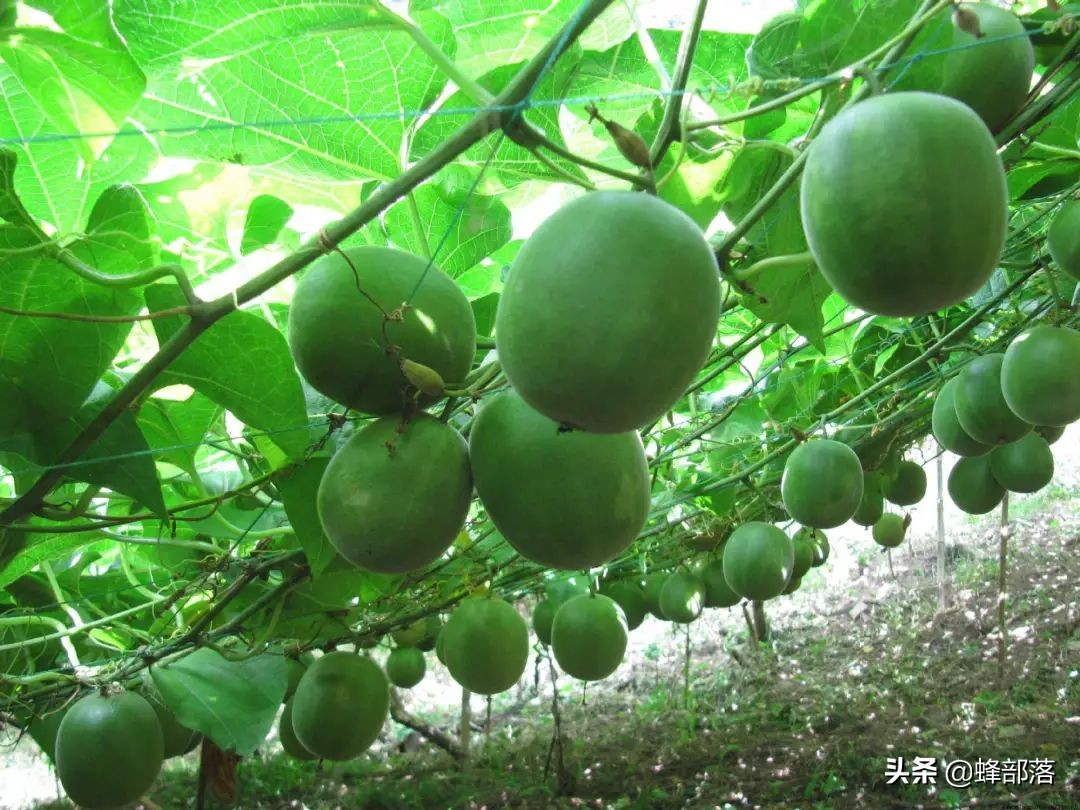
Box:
599;581;648;630
1001;326;1080;427
292;652;389;761
700;560;741;608
145;691;197;759
722;523;794;601
550;594;627;681
28;706;68;763
800;92;1006;316
990;433;1054;494
955;354;1031;445
884;461;927;507
852;473;885;527
642;573;671;619
317;414;471;574
948;456;1005;515
805;529;829;568
781;440;863;529
782;576;802;595
391;615;442;651
283;653;313;702
470;391;650;569
279;699;317;761
937;3;1035;132
1048;200;1080;281
288;246;476;414
55;692;164;810
872;513;906;549
443;597;529;695
385;647;426;689
1036;424;1066;445
790;530;815;580
495;191;721;433
533;599;556;646
933;377;992;457
545;579;589;607
658;572;706;624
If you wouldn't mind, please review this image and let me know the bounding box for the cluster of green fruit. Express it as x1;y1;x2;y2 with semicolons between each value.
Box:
933;325;1080;514
39;682;198;809
801;3;1041;319
288;187;721;577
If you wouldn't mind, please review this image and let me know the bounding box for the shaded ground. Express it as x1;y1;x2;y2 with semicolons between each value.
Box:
10;481;1076;810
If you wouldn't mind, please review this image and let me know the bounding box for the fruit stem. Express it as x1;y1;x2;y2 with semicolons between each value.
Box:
731;251;815;282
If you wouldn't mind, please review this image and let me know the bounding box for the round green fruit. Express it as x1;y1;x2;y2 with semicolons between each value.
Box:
790;530;815;580
279;699;317;761
443;597;529;695
800;92;1006;316
1048;200;1080;281
1001;326;1080;427
292;652;389;761
288;246;476;415
658;572;706;624
532;599;556;646
782;575;802;595
545;579;589;607
933;377;991;457
470;391;650;569
551;594;627;681
599;581;648;630
391;615;442;651
948;455;1005;515
145;691;197;759
386;647;426;689
781;440;864;529
884;461;927;507
807;529;829;568
435;629;447;666
990;433;1054;494
642;572;671;619
1036;424;1066;445
872;513;906;549
284;653;313;702
56;691;164;810
722;522;794;601
936;3;1034;132
700;560;741;608
955;354;1031;445
317;414;471;574
852;474;885;527
495;191;721;433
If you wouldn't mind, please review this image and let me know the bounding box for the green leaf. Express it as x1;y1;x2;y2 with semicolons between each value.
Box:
115;2;455;181
77;184;159;271
657;150;733;230
0;533;97;591
0;16;145;162
385;185;511;276
0;226;141;437
240;194;294;255
151;648;287;755
800;0;921;73
145;285;311;459
276;456;336;578
137;392;221;478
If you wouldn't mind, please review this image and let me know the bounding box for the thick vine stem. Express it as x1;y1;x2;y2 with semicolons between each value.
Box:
0;0;618;530
649;0;708;165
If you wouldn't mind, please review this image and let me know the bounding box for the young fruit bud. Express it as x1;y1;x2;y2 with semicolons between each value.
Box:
953;5;984;38
400;358;446;397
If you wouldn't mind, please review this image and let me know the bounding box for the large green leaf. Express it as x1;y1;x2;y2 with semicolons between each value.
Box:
151;648;287;755
276;456;335;578
384;185;511;276
114;1;455;181
145;285;311;459
137;392;221;478
800;0;921;72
